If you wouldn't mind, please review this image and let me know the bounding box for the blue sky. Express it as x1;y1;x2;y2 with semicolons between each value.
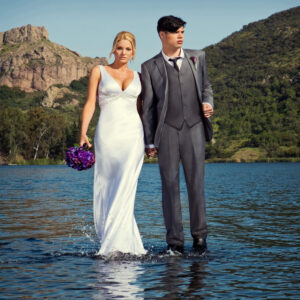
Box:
0;0;299;70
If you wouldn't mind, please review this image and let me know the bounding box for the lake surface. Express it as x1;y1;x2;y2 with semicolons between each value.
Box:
0;163;299;299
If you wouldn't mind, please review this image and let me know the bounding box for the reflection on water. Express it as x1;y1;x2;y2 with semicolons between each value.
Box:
139;257;208;299
93;260;145;299
0;163;299;299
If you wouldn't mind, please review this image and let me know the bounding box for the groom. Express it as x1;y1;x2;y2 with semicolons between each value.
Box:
141;16;214;255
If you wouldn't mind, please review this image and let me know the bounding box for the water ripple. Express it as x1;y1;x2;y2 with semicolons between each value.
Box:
0;163;300;299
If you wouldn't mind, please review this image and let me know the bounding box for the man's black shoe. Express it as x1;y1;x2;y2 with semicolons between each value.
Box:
192;238;207;254
166;244;184;255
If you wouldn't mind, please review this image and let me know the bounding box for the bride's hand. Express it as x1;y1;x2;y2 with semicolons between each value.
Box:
80;134;92;148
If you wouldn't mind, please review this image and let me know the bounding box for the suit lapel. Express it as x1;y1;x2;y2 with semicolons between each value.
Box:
154;54;168;83
154;53;169;101
153;53;169;146
185;50;203;102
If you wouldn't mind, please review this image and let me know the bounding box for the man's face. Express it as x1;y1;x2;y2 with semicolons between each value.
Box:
160;26;184;50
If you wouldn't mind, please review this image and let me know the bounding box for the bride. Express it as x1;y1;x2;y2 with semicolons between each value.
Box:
80;31;147;256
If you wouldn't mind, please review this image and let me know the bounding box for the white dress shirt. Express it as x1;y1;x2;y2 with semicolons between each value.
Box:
161;49;185;69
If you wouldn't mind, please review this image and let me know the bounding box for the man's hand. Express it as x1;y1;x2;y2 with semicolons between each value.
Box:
202;103;214;118
145;148;158;158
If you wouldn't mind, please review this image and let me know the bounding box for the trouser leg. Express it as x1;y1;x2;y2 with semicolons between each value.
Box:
179;121;207;239
158;124;184;246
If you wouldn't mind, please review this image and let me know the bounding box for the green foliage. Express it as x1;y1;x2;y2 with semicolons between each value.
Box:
0;106;26;159
70;76;89;92
204;6;300;159
0;86;26;99
0;106;83;161
0;85;44;109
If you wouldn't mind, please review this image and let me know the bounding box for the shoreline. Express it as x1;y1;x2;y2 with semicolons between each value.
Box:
1;157;300;166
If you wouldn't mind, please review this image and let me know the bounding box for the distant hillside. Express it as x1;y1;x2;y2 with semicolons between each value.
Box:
0;8;299;164
0;24;107;92
204;6;300;161
0;25;107;164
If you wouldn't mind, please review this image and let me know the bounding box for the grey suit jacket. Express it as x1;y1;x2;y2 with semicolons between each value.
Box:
141;49;213;147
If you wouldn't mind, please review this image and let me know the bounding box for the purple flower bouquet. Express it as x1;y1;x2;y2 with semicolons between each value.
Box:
65;146;95;171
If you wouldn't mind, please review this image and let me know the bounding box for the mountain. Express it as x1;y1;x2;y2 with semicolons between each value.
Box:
204;6;300;161
0;7;299;163
0;24;107;92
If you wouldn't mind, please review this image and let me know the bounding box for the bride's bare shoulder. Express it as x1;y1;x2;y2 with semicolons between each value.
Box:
91;65;101;74
89;65;101;81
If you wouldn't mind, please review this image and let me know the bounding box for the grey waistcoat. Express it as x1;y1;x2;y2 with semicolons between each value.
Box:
164;58;202;130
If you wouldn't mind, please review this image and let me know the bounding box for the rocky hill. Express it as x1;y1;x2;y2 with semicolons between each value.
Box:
0;24;107;92
204;6;300;161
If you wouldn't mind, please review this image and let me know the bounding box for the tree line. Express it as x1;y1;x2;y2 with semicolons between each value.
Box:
0;105;81;162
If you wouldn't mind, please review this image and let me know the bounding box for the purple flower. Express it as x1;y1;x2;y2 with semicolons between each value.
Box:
191;56;197;69
65;146;95;171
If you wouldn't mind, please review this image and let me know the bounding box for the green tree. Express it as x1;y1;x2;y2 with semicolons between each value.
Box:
0;107;26;160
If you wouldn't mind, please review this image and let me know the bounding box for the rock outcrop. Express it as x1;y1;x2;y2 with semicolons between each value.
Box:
0;24;107;92
0;24;48;45
41;86;79;108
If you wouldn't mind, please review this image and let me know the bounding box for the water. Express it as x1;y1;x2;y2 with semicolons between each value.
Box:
0;163;299;299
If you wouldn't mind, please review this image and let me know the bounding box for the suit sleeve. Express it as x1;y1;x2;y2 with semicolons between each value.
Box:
141;63;157;146
201;51;214;108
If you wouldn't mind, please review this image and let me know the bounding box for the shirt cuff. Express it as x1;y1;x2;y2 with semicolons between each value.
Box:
145;144;156;149
202;102;213;109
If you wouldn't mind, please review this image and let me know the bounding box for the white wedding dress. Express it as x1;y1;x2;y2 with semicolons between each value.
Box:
93;65;146;256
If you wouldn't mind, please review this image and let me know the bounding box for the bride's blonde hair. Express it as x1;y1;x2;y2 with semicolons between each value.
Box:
110;31;136;61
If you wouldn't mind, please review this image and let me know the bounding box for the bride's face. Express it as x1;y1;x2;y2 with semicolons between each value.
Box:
113;40;133;63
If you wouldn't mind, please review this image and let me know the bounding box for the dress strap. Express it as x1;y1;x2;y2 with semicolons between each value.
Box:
99;65;108;82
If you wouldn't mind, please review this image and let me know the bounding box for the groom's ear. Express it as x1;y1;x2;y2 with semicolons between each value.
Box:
158;31;165;40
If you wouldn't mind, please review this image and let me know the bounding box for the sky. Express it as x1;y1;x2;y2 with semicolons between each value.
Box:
0;0;299;70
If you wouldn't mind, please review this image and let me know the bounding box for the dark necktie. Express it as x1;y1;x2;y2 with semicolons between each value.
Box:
168;57;181;72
